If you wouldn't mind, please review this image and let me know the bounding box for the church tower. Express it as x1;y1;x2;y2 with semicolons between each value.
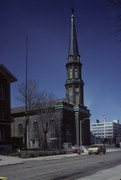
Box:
65;10;90;146
65;11;84;105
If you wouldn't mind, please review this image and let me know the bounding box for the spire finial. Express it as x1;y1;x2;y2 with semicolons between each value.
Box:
71;7;75;16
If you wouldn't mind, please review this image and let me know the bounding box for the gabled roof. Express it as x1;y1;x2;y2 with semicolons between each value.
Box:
0;64;17;82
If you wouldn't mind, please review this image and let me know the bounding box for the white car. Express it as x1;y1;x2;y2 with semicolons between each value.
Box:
0;177;8;180
88;144;106;155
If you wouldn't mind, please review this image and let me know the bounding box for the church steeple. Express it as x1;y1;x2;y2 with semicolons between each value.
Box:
68;12;79;59
65;11;84;105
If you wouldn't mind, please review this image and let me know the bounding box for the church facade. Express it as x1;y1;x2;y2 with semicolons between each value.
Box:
11;12;90;149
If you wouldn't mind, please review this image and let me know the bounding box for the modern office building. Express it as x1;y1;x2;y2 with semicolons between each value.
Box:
91;120;121;144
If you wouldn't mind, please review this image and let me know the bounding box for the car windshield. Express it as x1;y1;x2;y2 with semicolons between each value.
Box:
90;145;98;148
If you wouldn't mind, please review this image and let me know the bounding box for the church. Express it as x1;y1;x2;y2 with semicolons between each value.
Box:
11;12;91;149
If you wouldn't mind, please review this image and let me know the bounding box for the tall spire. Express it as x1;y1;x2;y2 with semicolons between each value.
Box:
65;10;84;105
68;9;79;60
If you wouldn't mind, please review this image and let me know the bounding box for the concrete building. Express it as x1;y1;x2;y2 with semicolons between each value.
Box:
91;120;121;144
0;64;17;151
11;12;90;149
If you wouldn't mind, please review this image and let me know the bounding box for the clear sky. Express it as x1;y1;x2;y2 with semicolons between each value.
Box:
0;0;121;123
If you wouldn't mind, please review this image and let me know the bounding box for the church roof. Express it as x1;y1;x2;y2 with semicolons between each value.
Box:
0;64;17;82
68;13;79;59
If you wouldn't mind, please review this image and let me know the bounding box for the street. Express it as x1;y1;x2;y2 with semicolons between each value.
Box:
0;151;121;180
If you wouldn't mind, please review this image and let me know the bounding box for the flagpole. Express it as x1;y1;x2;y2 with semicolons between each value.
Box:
26;34;28;114
25;34;28;151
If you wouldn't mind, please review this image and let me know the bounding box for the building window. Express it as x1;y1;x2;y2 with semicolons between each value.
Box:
18;123;24;137
69;68;73;79
74;67;78;78
33;122;39;139
50;119;57;139
75;87;79;93
68;56;73;61
68;86;73;103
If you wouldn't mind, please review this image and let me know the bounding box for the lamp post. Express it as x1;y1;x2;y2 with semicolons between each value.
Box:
80;117;89;153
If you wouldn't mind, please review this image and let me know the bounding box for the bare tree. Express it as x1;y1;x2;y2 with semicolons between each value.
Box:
34;91;56;150
17;79;39;110
17;80;57;150
17;79;39;149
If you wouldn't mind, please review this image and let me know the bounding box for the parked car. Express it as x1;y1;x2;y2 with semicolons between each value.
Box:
88;144;106;155
70;146;79;153
66;146;77;153
66;145;83;153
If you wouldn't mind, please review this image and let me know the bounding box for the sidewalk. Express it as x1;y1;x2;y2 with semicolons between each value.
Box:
0;148;120;166
0;153;79;166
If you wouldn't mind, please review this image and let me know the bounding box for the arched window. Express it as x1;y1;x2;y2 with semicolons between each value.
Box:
74;67;78;78
69;67;73;79
18;123;24;137
33;122;39;139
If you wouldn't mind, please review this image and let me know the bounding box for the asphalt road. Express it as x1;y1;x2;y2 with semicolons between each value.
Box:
1;151;121;180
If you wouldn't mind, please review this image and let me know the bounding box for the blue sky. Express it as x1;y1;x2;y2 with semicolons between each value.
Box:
0;0;121;123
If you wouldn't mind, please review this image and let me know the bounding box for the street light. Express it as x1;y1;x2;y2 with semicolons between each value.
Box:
80;117;90;153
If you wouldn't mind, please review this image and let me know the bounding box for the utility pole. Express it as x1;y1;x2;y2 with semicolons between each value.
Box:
25;34;29;151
